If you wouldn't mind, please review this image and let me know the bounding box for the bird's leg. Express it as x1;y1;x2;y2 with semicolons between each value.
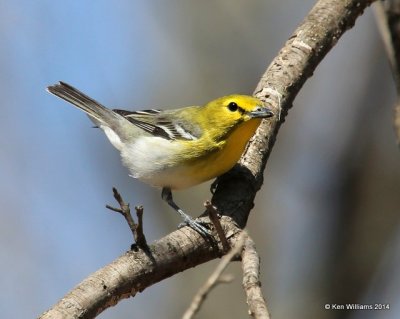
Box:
161;187;210;236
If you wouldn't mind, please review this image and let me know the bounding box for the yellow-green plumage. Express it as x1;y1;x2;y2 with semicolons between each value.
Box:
119;95;268;189
47;82;273;235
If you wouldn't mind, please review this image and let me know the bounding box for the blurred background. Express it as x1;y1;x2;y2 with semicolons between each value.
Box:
0;0;399;318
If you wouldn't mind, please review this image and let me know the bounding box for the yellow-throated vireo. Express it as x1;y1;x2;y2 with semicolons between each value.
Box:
47;82;273;235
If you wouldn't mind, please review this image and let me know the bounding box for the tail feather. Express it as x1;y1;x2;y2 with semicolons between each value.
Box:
47;81;117;125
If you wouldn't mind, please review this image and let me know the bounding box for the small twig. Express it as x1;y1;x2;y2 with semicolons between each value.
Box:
106;187;147;248
374;2;399;84
182;233;246;319
241;235;270;319
204;200;230;252
106;188;135;237
134;205;147;247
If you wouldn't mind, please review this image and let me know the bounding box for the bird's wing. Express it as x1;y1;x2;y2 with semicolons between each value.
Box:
113;109;201;141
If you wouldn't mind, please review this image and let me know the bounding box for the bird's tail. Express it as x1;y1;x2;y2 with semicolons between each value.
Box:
47;81;119;126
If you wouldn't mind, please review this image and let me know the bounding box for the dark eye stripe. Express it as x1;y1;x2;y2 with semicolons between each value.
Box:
237;106;245;115
227;102;246;114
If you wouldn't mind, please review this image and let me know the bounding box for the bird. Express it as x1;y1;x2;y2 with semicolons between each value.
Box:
47;82;273;236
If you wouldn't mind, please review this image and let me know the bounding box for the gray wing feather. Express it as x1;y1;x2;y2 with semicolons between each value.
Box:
113;109;201;141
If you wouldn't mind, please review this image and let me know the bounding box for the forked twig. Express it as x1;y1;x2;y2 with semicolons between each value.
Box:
106;187;147;248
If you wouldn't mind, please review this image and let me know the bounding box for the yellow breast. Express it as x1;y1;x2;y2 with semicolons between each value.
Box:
170;118;262;189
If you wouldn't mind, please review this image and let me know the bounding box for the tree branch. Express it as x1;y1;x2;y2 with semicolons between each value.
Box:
242;236;270;319
40;223;241;319
373;0;400;144
39;1;376;318
212;0;376;228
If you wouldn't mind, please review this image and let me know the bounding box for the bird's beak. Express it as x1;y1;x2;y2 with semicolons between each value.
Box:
248;106;274;118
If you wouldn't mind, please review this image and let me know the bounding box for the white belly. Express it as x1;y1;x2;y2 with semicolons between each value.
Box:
120;136;199;189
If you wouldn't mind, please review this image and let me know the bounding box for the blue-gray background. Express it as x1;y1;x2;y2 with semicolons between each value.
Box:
1;1;399;318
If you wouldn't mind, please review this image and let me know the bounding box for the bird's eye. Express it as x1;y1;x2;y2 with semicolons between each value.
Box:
228;102;238;112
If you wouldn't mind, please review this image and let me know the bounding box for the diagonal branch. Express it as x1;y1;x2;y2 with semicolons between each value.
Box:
182;233;245;319
242;235;270;319
38;1;376;318
211;0;376;228
373;0;400;144
39;224;239;319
